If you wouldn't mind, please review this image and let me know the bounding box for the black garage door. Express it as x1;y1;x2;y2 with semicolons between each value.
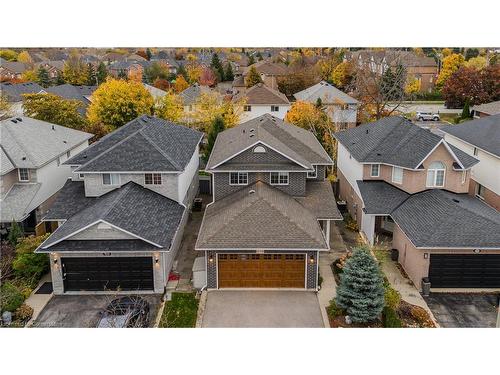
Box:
62;257;154;292
429;254;500;288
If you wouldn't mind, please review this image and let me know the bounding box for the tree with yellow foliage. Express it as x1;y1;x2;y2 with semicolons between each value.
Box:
62;50;88;85
17;51;33;64
186;64;203;84
464;56;488;70
436;53;464;89
87;79;154;129
189;92;243;132
21;69;38;82
0;94;13;120
127;67;143;82
173;75;190;93
155;92;184;123
405;76;421;95
331;61;354;89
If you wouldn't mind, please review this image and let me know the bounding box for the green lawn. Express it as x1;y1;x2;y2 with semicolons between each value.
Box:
159;292;199;328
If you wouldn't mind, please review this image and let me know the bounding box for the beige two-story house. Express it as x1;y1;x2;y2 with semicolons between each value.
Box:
335;116;500;290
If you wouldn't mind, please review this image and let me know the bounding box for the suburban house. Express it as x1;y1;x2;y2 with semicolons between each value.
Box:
196;114;341;290
46;84;97;115
0;81;45;116
240;60;289;90
233;83;291;122
471;100;500;118
347;50;438;93
442;115;500;211
0;61;28;81
144;83;167;100
0;117;92;235
36;115;203;295
293;81;358;130
179;84;214;121
335;116;500;290
35;60;65;81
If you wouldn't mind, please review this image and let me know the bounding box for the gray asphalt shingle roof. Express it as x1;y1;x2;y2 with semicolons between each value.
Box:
233;83;290;105
179;84;213;105
206;114;333;170
68;115;203;172
294;81;358;105
356;180;409;214
441;115;500;158
42;239;159;253
391;189;500;249
335;116;478;169
195;181;328;250
43;180;94;220
45;84;96;115
39;182;185;250
0;183;41;222
1;117;93;170
471;100;500;116
295;181;342;220
0;82;45;102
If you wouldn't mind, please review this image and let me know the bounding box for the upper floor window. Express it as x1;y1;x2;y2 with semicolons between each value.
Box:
102;173;120;186
307;165;318;179
370;164;380;177
253;145;266;153
426;161;445;188
270;172;289;185
271;105;279;112
229;172;248;185
392;166;403;184
18;168;29;182
243;105;252;112
145;173;162;185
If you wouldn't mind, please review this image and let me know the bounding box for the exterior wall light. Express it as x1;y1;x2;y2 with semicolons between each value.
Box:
208;254;214;263
155;257;159;264
53;258;58;265
473;249;481;254
309;255;315;264
423;253;428;259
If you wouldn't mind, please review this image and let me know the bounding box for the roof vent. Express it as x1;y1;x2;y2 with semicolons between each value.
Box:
249;189;255;194
249;134;255;137
63;140;67;143
366;129;369;134
22;156;26;160
10;119;17;124
16;118;22;122
376;153;381;156
452;198;460;203
249;128;255;132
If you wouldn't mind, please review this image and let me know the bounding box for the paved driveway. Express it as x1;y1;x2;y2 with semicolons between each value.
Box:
33;295;161;328
201;291;324;328
424;293;498;328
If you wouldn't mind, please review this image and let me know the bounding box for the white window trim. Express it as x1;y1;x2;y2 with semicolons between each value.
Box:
102;173;120;186
229;172;248;186
426;164;446;188
391;166;403;184
18;168;30;182
370;164;380;177
476;184;485;199
243;105;252;112
270;171;289;186
271;105;279;112
144;173;162;185
307;165;318;179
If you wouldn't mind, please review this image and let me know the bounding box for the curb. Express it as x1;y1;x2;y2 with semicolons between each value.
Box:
195;290;207;328
154;299;166;328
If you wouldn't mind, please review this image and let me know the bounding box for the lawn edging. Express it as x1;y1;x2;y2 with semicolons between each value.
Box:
195;290;207;328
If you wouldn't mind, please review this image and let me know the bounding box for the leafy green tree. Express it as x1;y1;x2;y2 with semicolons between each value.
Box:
248;54;255;65
12;234;50;282
23;93;87;130
461;98;471;119
177;64;188;80
245;66;263;87
96;62;108;85
224;62;234;81
7;221;23;247
85;63;97;86
144;62;170;83
210;53;225;82
0;49;18;61
381;64;406;101
256;52;263;61
204;116;225;162
335;247;385;323
36;67;51;88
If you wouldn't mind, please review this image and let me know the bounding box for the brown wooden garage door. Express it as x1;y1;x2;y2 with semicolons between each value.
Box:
218;254;305;288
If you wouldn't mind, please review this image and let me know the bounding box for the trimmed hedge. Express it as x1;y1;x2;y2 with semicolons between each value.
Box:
383;306;402;328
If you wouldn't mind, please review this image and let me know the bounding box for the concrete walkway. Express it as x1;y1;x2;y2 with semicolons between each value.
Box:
25;273;53;326
380;257;439;326
317;222;348;327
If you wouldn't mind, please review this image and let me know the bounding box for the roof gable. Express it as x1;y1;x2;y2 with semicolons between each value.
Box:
294;81;358;104
234;83;290;105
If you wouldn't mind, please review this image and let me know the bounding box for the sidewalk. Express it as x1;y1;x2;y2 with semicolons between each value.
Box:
317;223;348;327
25;273;53;326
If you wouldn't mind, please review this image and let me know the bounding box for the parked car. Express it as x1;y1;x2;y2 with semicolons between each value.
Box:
416;112;440;121
97;296;150;328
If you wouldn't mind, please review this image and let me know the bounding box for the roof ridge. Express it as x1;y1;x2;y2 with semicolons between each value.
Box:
140;126;182;170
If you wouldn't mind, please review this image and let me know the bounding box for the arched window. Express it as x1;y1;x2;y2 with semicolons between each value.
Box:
253;145;266;153
426;161;446;187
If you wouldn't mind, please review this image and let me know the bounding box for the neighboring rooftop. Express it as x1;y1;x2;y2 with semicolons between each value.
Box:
392;189;500;249
243;60;289;76
206;114;333;170
0;61;28;74
294;81;358;105
67;115;203;172
0;117;93;170
45;84;96;115
441;114;500;157
0;183;41;222
357;180;409;215
471;100;500;116
179;84;213;105
295;181;342;220
39;181;185;251
233;83;290;105
0;82;45;102
195;181;329;250
335;116;478;169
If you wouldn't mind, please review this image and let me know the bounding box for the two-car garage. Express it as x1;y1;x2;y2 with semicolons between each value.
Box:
429;254;500;288
61;257;154;292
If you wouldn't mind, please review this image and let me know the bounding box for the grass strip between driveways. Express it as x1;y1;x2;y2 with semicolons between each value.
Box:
159;292;199;328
